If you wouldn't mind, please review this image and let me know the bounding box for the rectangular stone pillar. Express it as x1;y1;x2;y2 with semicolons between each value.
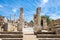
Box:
43;17;48;30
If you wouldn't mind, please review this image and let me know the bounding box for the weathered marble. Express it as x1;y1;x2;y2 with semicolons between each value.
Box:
34;7;42;32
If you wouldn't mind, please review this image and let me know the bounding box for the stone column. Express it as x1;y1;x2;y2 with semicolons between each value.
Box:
34;7;42;33
18;8;24;31
10;14;12;23
36;7;42;31
14;14;16;22
43;17;48;30
34;14;37;32
20;8;24;30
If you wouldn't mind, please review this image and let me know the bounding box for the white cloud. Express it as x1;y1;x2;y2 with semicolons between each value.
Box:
41;13;46;15
12;8;17;13
40;0;48;7
43;0;48;3
0;5;3;8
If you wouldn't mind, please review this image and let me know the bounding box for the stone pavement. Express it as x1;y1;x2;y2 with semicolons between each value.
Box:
23;35;38;40
23;27;38;40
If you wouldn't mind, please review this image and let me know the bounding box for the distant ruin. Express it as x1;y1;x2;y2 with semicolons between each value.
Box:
0;7;60;33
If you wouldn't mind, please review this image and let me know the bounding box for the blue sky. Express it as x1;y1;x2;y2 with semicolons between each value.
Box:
0;0;60;22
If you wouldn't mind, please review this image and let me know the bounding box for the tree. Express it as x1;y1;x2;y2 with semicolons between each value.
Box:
41;15;54;25
30;20;33;24
29;20;34;27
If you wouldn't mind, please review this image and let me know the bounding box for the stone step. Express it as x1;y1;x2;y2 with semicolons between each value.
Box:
0;34;23;38
0;32;23;34
1;38;23;40
38;38;60;40
37;34;60;38
2;39;22;40
23;27;38;40
34;32;56;35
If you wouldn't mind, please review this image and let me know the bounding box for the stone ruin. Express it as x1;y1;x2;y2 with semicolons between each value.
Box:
34;7;48;33
33;7;60;35
0;7;60;34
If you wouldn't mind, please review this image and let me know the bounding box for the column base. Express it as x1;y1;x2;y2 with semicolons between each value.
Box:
34;26;42;35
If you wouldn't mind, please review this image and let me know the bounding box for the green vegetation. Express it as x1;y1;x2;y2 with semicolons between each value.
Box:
30;20;33;24
41;15;54;25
